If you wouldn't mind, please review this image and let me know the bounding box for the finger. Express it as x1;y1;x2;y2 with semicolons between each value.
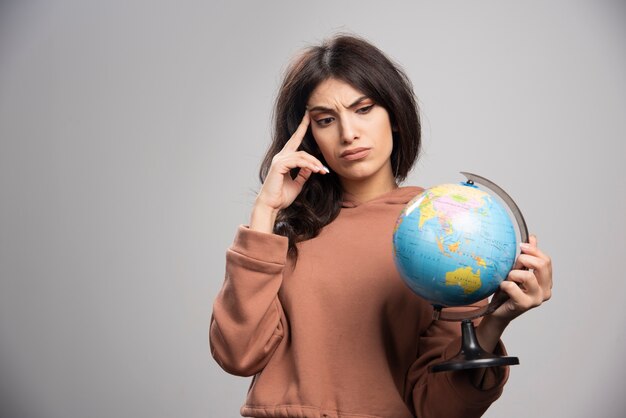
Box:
499;280;526;301
293;167;313;188
293;151;328;172
500;277;547;311
283;153;328;174
520;241;550;262
512;254;524;271
283;111;310;152
507;269;541;295
515;253;552;274
506;270;546;306
512;254;552;296
272;153;328;175
529;234;537;247
500;280;540;316
512;244;550;274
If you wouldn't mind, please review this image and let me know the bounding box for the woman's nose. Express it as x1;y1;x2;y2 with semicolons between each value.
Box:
340;116;359;144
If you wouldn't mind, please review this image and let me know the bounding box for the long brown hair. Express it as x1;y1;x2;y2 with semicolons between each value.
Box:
260;34;421;259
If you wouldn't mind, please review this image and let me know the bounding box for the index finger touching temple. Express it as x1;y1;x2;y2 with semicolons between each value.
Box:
283;111;310;151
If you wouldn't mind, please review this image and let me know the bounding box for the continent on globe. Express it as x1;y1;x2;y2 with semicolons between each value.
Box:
445;266;482;295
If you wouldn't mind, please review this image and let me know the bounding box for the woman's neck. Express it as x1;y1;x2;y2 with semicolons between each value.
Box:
340;167;398;204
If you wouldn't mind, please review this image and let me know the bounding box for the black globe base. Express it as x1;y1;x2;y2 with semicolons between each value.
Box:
429;319;519;373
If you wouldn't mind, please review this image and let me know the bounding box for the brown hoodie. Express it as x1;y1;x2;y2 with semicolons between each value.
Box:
210;186;509;418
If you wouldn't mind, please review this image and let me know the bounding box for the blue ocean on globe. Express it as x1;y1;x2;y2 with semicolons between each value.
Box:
393;182;517;307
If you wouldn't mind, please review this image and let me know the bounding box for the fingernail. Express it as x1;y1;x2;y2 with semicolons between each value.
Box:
322;165;330;173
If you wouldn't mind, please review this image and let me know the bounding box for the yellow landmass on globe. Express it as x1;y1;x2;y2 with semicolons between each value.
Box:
436;236;451;257
418;187;452;229
445;266;482;294
474;256;487;268
418;195;437;229
448;242;460;253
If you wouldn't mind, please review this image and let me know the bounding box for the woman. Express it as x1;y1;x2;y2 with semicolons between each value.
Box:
210;34;552;418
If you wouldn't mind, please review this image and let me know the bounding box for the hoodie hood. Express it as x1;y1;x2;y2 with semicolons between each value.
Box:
341;186;424;208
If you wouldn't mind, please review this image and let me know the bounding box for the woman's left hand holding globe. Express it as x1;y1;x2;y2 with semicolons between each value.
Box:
476;235;553;353
494;234;553;321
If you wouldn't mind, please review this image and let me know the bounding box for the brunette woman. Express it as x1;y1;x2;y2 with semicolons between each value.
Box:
210;34;552;418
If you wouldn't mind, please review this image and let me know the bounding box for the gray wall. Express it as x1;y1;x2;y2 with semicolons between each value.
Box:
1;1;624;417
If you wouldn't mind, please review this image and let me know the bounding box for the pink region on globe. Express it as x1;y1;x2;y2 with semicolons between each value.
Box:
433;195;484;221
433;195;484;237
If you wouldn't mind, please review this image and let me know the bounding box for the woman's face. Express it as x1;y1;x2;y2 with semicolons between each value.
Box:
307;78;395;188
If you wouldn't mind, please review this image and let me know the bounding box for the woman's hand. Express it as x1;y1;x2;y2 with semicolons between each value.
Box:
492;234;553;323
476;235;553;352
250;112;329;233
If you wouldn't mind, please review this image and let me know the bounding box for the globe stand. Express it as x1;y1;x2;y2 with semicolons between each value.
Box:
429;319;519;373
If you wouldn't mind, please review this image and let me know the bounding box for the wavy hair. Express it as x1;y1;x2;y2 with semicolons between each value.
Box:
259;34;421;259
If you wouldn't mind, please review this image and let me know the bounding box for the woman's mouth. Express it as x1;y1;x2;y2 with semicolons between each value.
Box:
340;147;371;161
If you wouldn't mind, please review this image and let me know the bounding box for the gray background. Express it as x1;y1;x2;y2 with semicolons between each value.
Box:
0;0;624;417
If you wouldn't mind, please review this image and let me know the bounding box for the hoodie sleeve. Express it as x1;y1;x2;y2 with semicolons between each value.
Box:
209;225;289;377
406;306;510;418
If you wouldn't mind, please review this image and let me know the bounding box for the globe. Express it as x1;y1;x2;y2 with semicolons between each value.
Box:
392;181;518;308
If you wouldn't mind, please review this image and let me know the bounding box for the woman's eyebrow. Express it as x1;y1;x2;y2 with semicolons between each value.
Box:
307;95;370;112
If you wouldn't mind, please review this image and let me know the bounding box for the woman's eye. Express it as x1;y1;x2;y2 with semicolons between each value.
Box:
315;117;334;126
356;105;374;114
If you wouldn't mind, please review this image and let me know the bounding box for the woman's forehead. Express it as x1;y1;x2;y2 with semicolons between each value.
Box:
307;78;369;110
